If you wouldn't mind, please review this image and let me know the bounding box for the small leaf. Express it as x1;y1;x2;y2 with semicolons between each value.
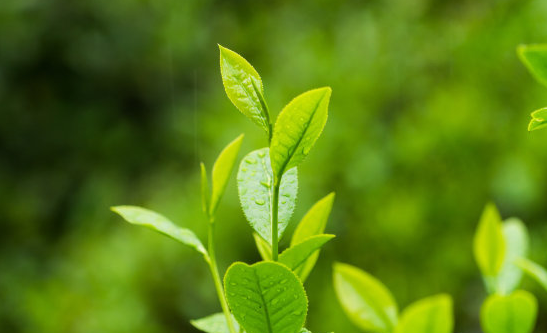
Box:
291;193;335;282
515;257;547;292
111;206;207;256
190;313;240;333
210;134;244;215
253;232;272;261
279;234;335;271
473;203;505;290
270;87;332;179
333;262;398;333
528;107;547;132
495;218;529;294
394;294;453;333
200;162;209;214
237;148;298;244
518;44;547;88
480;290;537;333
219;45;270;134
224;261;308;333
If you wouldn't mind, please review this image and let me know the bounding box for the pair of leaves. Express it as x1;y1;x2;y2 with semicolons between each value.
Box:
473;203;529;294
481;290;537;333
517;44;547;131
333;263;453;333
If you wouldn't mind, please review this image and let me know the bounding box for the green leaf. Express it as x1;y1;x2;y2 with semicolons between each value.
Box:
495;218;528;294
515;257;547;292
219;45;270;134
111;206;207;256
237;148;298;244
253;232;272;261
201;162;209;214
210;134;244;215
190;313;241;333
270;87;332;179
473;203;505;289
394;294;453;333
333;262;398;333
291;193;335;282
480;290;537;333
279;234;335;271
518;44;547;88
224;261;307;333
528;107;547;132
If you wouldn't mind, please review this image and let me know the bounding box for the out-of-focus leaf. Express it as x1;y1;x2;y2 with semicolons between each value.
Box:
279;234;335;271
210;134;244;215
394;294;453;333
291;193;335;282
111;206;207;256
224;261;307;333
190;313;240;333
480;290;537;333
200;162;209;214
518;44;547;88
237;148;297;244
270;87;331;179
515;257;547;292
253;232;272;261
495;218;528;294
333;262;398;332
528;107;547;132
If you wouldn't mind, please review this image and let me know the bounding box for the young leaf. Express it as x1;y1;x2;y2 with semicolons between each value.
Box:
111;206;207;256
279;234;335;271
291;193;335;282
219;45;270;134
495;218;529;294
473;203;505;290
480;290;537;333
224;261;307;333
200;162;209;214
515;257;547;292
210;134;244;215
333;262;398;333
518;44;547;88
528;107;547;132
190;312;240;333
253;232;272;261
270;87;332;179
237;148;298;244
394;294;453;333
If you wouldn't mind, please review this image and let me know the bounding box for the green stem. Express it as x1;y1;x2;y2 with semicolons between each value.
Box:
271;179;280;261
207;217;237;333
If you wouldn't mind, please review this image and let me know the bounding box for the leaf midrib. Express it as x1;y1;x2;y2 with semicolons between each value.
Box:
231;64;267;129
252;268;273;333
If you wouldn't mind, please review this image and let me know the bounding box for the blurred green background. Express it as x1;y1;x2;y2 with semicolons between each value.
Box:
3;0;547;332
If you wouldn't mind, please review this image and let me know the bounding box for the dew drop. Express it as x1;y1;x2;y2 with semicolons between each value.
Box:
302;146;311;155
271;299;279;305
246;158;257;164
280;279;288;284
260;180;270;188
258;151;266;158
242;167;247;172
255;199;266;205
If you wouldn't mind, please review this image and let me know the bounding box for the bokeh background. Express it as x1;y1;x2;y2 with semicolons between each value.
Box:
3;0;547;332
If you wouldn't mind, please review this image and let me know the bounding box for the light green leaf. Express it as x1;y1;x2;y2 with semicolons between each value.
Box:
394;294;453;333
528;107;547;132
201;162;209;214
518;44;547;88
190;313;241;333
495;218;528;294
219;45;270;134
473;203;505;290
270;87;332;179
279;234;335;272
111;206;207;256
515;257;547;292
480;290;537;333
237;148;298;244
253;232;272;261
210;134;244;215
333;262;398;333
291;193;335;282
224;261;307;333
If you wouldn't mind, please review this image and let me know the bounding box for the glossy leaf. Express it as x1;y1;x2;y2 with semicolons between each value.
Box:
270;87;332;178
394;294;453;333
291;193;335;282
253;232;272;261
515;257;547;292
190;313;240;333
224;261;307;333
473;203;505;287
528;107;547;132
210;134;244;215
219;45;270;134
237;148;297;244
333;262;398;332
518;44;547;88
200;162;209;214
111;206;207;256
480;290;537;333
495;218;528;294
279;234;335;271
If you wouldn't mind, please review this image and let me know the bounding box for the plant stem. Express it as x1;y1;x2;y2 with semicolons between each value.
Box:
271;179;280;261
206;216;237;333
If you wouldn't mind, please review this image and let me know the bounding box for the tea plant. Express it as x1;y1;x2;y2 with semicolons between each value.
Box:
518;44;547;131
111;45;335;333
